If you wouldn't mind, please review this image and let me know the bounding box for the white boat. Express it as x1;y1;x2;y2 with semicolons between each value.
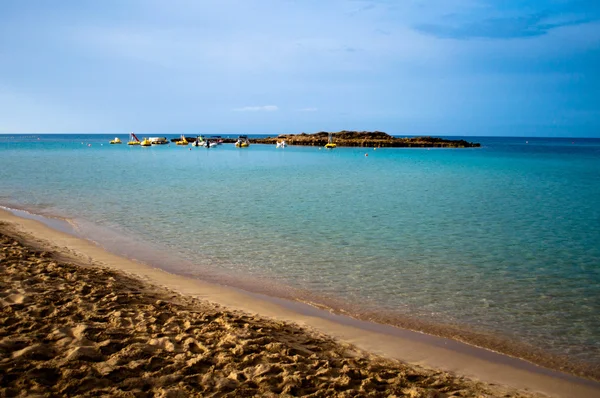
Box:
276;140;287;148
191;136;205;147
203;140;218;148
210;136;224;145
149;137;169;145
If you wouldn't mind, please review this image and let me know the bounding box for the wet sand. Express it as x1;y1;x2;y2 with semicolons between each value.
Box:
1;208;599;397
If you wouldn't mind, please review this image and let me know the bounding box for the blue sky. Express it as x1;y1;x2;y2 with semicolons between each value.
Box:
0;0;598;137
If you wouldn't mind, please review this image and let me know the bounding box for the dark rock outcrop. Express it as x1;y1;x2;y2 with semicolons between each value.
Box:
167;132;480;147
251;131;480;148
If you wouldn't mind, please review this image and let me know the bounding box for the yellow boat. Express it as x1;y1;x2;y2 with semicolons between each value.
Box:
140;138;152;147
109;137;122;144
324;132;336;148
128;132;141;145
235;135;250;147
175;134;189;146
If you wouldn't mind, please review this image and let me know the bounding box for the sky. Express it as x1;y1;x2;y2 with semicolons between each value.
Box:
0;0;598;137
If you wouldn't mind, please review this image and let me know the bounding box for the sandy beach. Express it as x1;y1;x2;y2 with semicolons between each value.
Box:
1;209;599;397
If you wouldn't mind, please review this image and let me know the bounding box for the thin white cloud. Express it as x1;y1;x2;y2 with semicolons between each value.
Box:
233;105;278;112
298;107;318;112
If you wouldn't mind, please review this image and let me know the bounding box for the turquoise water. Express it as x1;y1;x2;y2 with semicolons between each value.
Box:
1;134;599;368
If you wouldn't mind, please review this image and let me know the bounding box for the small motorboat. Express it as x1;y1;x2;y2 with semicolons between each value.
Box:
110;137;122;144
204;139;218;148
276;140;287;148
191;135;205;147
127;132;140;145
210;136;224;145
140;138;152;147
235;135;250;147
150;137;169;145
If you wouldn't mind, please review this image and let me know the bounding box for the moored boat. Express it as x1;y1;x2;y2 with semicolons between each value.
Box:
324;132;336;149
276;140;287;148
175;134;189;146
140;138;152;147
204;139;218;148
149;137;169;145
235;135;250;148
110;137;122;144
210;136;224;145
191;135;205;147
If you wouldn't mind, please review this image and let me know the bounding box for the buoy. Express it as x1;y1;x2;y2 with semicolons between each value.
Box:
88;144;91;147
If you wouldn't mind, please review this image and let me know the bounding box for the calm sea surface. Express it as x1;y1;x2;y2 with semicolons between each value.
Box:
1;134;599;367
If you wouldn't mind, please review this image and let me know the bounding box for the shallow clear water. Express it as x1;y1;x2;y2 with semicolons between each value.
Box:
1;134;599;366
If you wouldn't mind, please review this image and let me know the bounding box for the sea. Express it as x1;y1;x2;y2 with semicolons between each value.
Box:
1;133;599;374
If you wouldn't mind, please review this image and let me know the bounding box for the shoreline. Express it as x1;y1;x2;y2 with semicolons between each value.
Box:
0;227;540;397
2;204;599;382
1;208;599;397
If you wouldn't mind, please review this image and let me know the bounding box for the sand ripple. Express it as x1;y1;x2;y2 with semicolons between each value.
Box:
0;231;543;397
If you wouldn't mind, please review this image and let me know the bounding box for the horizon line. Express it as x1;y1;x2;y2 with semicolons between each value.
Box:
1;132;598;139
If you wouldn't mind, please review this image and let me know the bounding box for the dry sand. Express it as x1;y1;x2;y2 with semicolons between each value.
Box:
1;208;599;397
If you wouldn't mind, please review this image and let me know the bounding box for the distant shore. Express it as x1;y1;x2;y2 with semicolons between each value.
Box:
174;131;482;148
2;208;600;397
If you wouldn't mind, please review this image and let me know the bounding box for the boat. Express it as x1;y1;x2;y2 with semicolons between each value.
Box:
149;137;169;145
210;136;224;145
109;137;122;144
191;135;205;147
235;135;250;148
276;140;287;148
203;139;218;148
140;138;152;147
324;132;336;149
127;132;141;145
175;134;189;146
